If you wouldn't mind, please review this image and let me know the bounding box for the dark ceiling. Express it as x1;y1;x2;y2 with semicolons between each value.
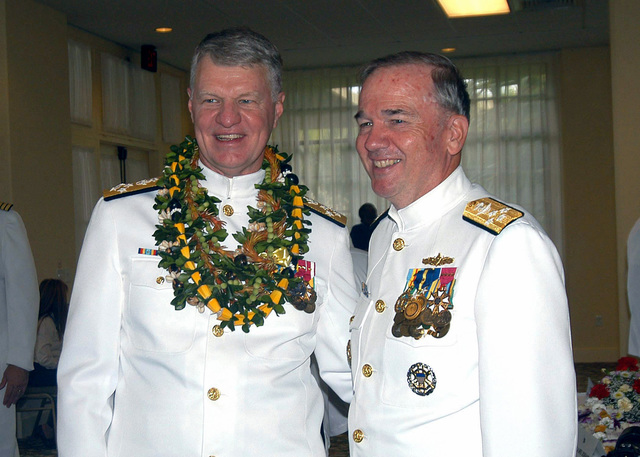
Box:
33;0;609;72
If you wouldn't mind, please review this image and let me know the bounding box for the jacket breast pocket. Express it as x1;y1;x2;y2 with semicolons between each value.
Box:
243;278;325;361
380;309;459;408
125;257;198;353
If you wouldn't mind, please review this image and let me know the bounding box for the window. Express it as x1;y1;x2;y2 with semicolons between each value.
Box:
273;54;562;251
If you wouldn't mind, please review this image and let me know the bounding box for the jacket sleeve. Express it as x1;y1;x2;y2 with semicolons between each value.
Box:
314;224;359;404
475;221;577;456
2;210;39;371
34;317;62;369
57;199;123;457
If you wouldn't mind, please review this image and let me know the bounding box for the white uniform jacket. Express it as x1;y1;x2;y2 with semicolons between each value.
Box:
628;217;640;356
0;207;38;457
348;167;577;457
58;167;357;457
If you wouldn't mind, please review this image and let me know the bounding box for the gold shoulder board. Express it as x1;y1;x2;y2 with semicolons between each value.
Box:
463;197;523;235
103;177;161;201
0;202;13;211
304;198;347;227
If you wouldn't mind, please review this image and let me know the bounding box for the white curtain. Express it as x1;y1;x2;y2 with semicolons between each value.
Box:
101;53;157;140
130;68;157;140
273;54;563;251
161;73;183;143
71;146;100;255
68;40;92;125
458;54;562;251
272;67;386;228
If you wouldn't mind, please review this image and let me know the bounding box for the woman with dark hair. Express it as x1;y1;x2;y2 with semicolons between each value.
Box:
29;278;69;387
27;278;68;446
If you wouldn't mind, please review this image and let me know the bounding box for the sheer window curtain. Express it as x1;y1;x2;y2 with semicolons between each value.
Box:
68;40;92;125
273;55;563;252
271;67;387;229
101;53;157;140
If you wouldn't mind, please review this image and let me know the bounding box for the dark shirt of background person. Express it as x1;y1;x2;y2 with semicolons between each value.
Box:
350;203;377;251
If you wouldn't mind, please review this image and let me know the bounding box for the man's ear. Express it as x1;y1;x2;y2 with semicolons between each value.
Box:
187;88;194;123
446;114;469;157
273;92;285;129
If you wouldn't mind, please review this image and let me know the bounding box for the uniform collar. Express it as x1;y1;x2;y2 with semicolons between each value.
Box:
387;166;472;231
199;162;265;199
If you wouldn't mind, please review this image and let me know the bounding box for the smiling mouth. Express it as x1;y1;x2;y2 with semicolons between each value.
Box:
374;159;401;168
216;134;244;141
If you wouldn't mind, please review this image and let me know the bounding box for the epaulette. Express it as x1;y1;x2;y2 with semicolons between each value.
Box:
103;177;161;201
0;202;13;211
463;197;523;236
304;198;347;227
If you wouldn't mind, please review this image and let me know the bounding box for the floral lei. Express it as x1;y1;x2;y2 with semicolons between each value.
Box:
153;136;316;333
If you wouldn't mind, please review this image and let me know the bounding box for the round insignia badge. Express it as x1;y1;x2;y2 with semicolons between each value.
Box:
407;362;437;396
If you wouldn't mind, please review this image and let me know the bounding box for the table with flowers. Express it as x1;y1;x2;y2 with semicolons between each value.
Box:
578;357;640;455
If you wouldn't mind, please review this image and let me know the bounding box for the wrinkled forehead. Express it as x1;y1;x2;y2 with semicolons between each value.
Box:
359;64;438;109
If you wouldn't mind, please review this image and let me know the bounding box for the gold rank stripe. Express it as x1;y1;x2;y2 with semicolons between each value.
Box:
0;202;13;211
463;197;523;235
304;198;347;227
103;177;161;201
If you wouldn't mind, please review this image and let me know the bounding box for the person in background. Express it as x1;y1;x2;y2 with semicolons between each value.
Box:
30;279;68;387
348;51;577;456
57;28;357;457
27;279;68;446
0;202;39;457
627;217;640;356
350;203;377;251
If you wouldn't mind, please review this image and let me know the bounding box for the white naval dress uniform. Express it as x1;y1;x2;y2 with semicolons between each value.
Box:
627;217;640;356
348;167;577;456
0;207;38;457
57;167;358;457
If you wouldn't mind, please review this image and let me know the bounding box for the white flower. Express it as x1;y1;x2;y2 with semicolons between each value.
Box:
621;371;633;379
158;209;171;222
603;376;612;385
158;188;169;197
594;432;607;440
600;416;613;427
619;384;633;393
618;397;633;412
613;391;625;399
159;240;177;251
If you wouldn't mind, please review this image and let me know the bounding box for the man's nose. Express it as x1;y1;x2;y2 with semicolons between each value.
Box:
216;102;241;127
363;124;389;151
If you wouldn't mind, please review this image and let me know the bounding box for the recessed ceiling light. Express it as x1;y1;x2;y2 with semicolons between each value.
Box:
436;0;510;18
155;27;173;33
441;47;456;53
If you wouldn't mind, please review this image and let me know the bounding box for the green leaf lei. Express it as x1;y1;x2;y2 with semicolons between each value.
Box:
153;136;316;333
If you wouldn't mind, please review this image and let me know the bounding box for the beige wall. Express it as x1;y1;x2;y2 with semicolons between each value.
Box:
559;47;618;361
610;0;640;356
0;0;75;282
0;0;191;286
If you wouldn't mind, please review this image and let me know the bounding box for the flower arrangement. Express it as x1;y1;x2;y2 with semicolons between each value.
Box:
579;357;640;453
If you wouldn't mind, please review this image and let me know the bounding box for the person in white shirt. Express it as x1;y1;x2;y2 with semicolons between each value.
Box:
627;217;640;356
0;203;39;457
58;28;357;457
348;51;577;456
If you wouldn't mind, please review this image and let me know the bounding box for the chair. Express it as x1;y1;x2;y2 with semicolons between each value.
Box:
15;386;57;438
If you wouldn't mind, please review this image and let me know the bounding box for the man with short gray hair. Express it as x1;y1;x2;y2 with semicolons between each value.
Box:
58;28;357;457
348;51;577;456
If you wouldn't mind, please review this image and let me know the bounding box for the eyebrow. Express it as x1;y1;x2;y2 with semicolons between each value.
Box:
354;108;411;121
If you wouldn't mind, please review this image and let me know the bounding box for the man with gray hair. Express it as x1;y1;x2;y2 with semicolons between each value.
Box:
348;51;577;456
58;28;357;456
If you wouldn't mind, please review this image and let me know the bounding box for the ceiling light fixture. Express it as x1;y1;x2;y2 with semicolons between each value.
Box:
436;0;510;18
155;27;173;33
441;47;457;53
